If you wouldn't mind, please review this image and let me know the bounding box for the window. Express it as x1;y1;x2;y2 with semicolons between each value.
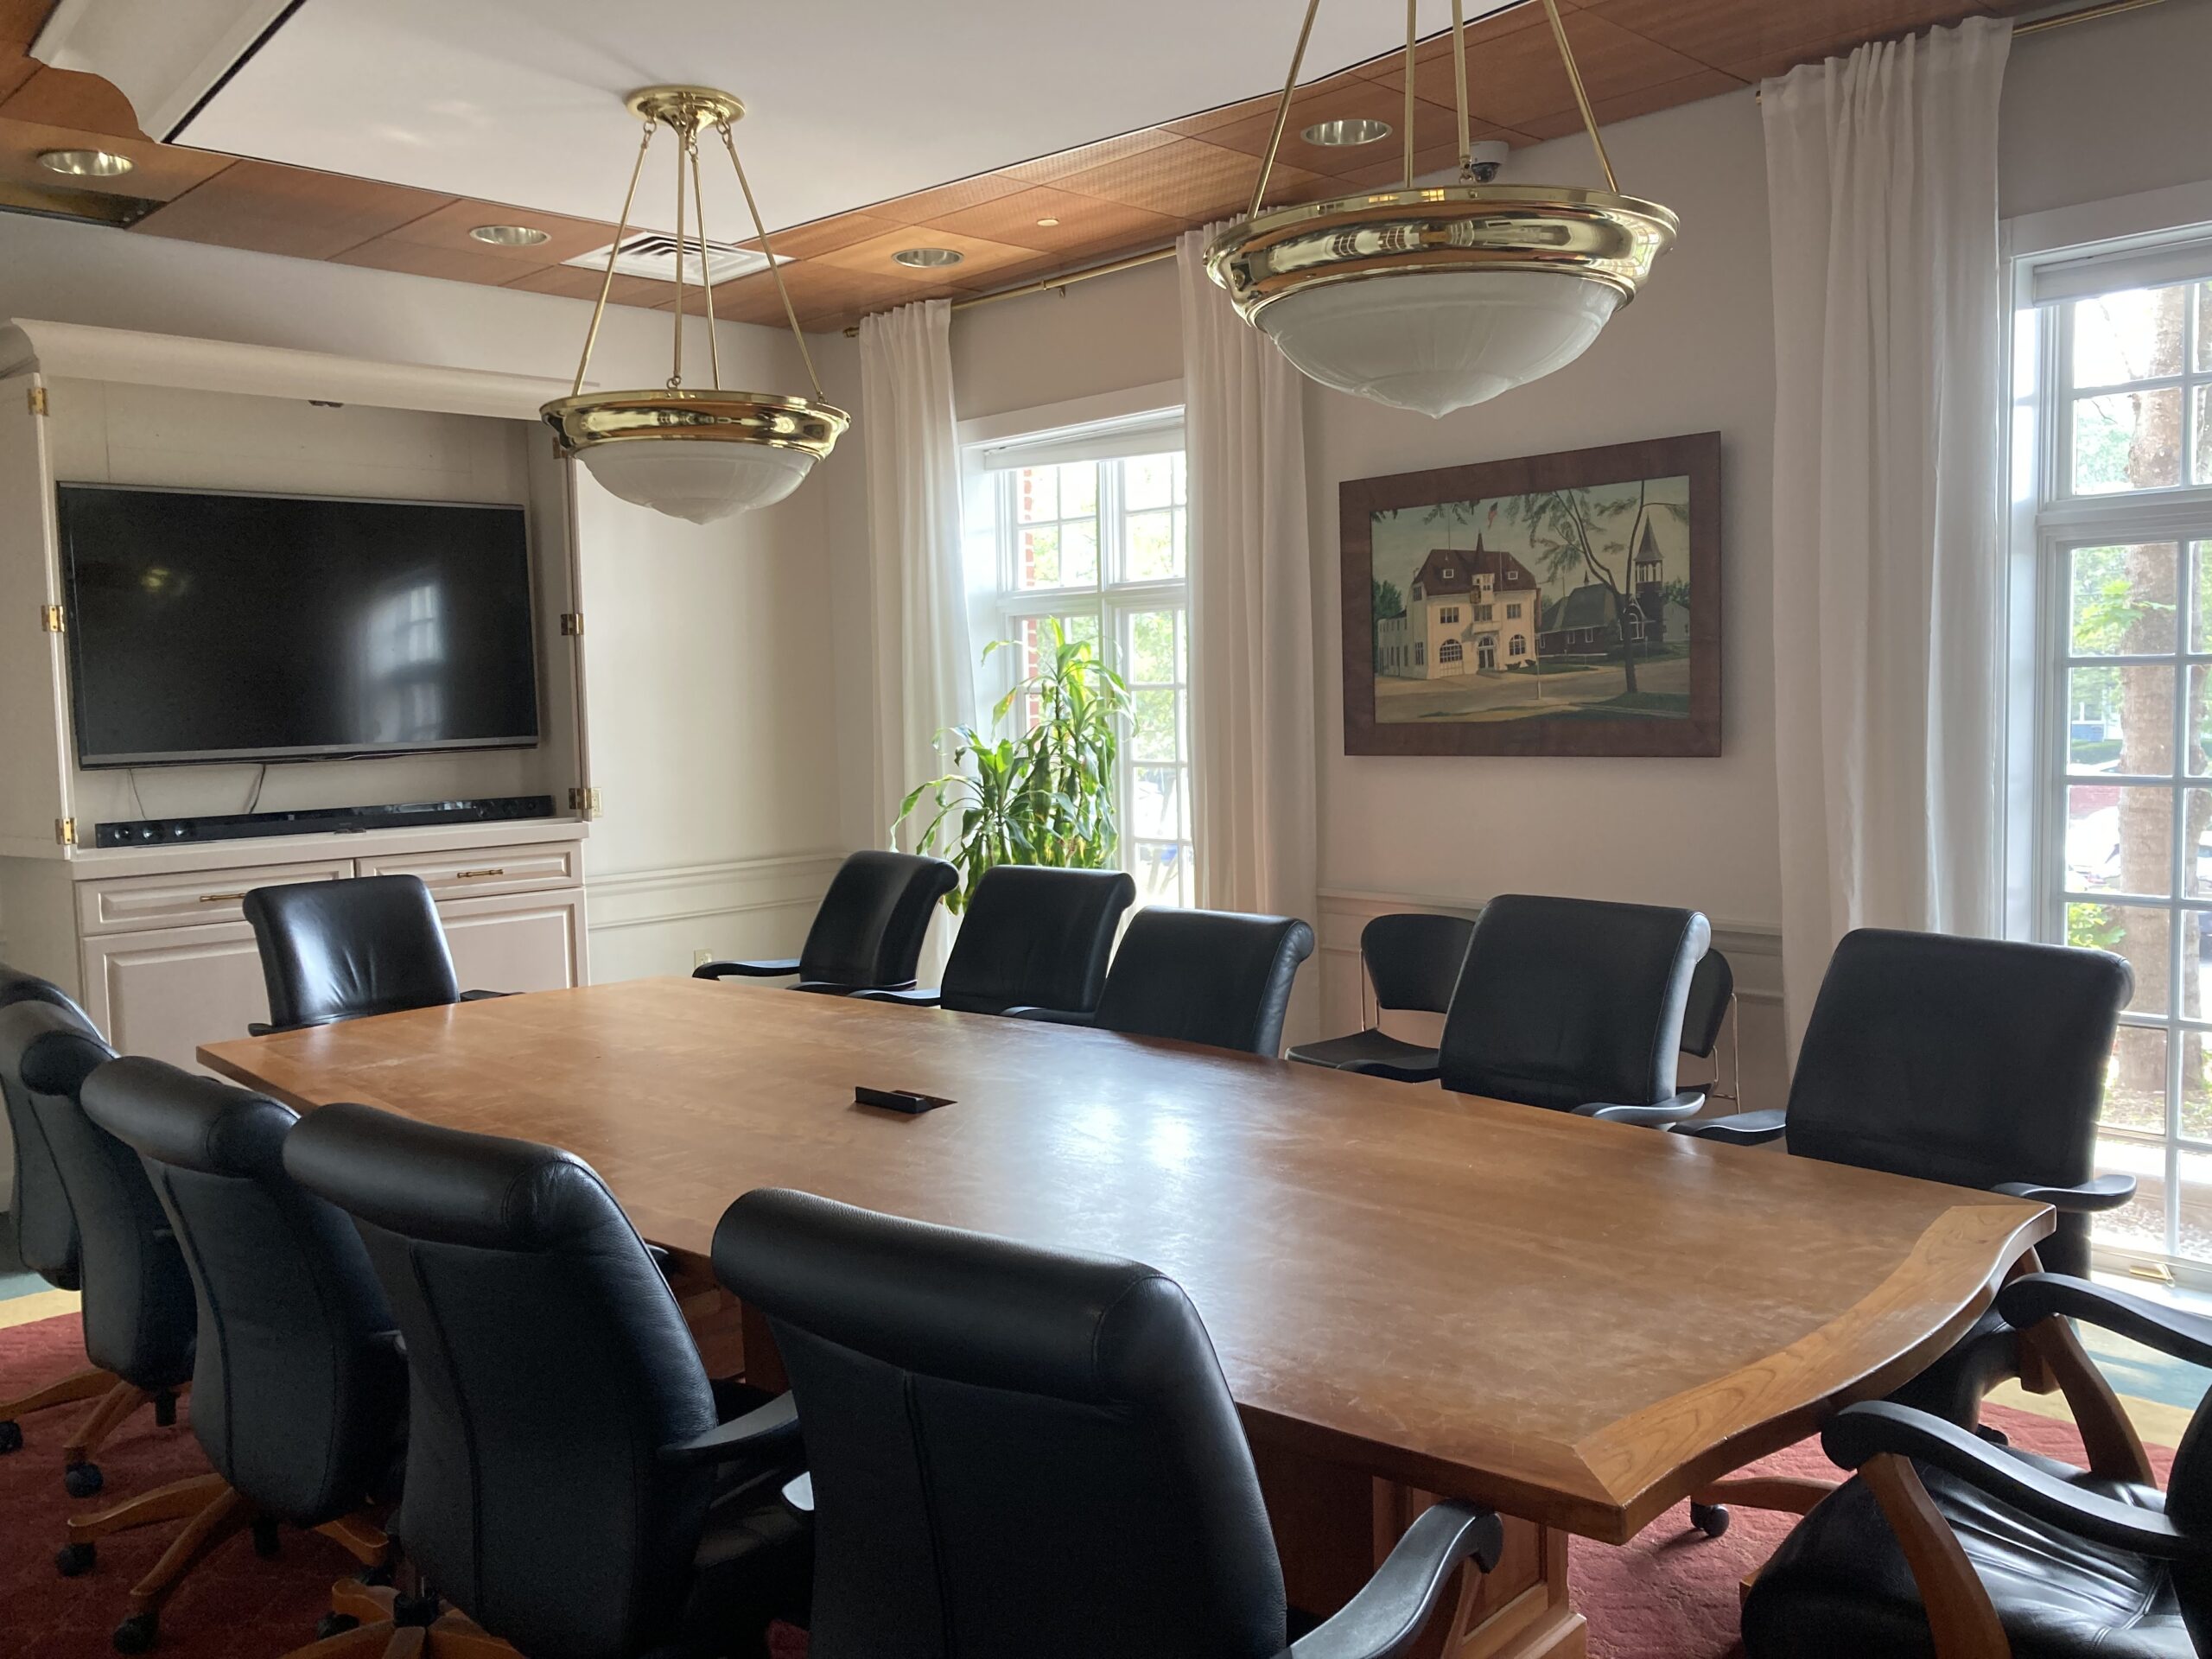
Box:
1439;606;1459;624
968;412;1192;907
1438;639;1462;664
1474;604;1494;621
1508;602;1523;620
2021;246;2212;1275
1510;635;1529;656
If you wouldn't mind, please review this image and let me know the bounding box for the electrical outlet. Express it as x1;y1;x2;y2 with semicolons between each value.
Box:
694;948;713;969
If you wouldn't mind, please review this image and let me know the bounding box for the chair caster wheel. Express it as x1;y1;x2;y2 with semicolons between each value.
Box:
111;1613;157;1653
359;1561;395;1588
1690;1501;1731;1538
394;1592;440;1627
56;1541;96;1576
315;1614;359;1641
0;1419;22;1453
252;1517;281;1558
64;1461;104;1498
152;1391;177;1429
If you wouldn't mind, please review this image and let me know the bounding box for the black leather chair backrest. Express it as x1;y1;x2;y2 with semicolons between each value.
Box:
0;963;97;1288
1788;929;2131;1278
1359;912;1474;1016
799;852;957;988
1681;948;1734;1061
0;1002;194;1390
83;1060;404;1526
284;1102;720;1659
939;866;1135;1015
715;1187;1287;1659
1437;894;1710;1111
245;874;461;1031
1090;909;1315;1057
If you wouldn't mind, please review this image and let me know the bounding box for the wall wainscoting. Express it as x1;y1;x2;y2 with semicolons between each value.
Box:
585;849;845;982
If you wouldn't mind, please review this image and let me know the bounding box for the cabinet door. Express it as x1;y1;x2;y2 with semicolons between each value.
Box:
0;371;71;857
81;921;271;1073
438;889;586;995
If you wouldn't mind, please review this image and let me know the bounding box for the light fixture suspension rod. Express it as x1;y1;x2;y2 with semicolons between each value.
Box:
719;122;823;401
1450;0;1471;171
1541;0;1617;194
688;132;721;389
1246;0;1324;220
1402;0;1417;188
572;120;656;397
669;115;689;386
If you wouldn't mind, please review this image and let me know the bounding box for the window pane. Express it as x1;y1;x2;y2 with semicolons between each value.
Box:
2186;1029;2212;1141
1125;453;1178;511
1058;461;1097;520
2071;542;2177;656
2181;1150;2212;1262
1020;525;1062;588
2071;284;2187;386
1127;511;1180;581
1016;467;1058;524
2104;1025;2169;1135
2066;784;2171;896
2187;792;2212;899
2200;283;2212;373
1061;520;1099;588
1132;687;1179;761
2193;665;2212;777
1134;766;1184;839
1128;610;1178;684
1133;844;1188;908
2073;389;2183;494
2067;665;2173;774
2196;386;2212;487
2193;543;2212;653
2071;902;2177;1014
2094;1135;2168;1256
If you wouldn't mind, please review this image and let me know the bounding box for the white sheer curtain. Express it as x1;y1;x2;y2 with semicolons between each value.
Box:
1176;226;1318;960
1764;16;2012;1051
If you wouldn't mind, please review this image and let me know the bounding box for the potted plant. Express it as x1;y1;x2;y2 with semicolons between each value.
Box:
895;619;1132;912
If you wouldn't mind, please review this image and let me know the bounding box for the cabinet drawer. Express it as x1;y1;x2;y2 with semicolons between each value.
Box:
78;859;354;937
354;841;581;899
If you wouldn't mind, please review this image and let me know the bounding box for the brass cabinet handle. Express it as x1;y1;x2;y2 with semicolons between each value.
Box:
197;891;246;904
454;868;507;880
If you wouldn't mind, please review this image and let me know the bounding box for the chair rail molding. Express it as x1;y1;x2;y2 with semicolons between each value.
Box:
585;849;847;935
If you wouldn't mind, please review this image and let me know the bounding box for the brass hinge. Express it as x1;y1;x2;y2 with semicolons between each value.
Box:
27;385;48;416
54;817;75;847
560;612;584;637
569;785;603;820
39;602;64;633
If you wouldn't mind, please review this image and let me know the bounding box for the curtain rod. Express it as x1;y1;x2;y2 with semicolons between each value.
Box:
838;0;2162;337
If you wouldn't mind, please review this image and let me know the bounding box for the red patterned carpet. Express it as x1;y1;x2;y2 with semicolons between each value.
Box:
0;1311;2177;1658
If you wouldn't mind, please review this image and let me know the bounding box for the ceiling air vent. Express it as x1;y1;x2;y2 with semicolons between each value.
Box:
562;232;778;288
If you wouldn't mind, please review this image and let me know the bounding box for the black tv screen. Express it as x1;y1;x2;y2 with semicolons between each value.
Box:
58;484;540;767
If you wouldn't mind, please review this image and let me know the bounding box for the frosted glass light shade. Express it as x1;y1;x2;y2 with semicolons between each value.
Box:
576;442;817;524
1255;270;1623;419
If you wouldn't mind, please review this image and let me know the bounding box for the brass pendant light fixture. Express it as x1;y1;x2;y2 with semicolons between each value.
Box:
1206;0;1677;418
542;86;849;524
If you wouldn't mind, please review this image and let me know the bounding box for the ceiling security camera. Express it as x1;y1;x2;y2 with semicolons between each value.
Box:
1465;140;1510;184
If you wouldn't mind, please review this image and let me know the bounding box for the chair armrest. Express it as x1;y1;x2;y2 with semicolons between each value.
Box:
658;1390;802;1468
457;988;514;1003
1003;1007;1096;1027
1574;1091;1705;1127
1990;1173;2137;1214
1280;1500;1503;1659
849;987;944;1007
792;978;917;997
1998;1272;2212;1370
1671;1108;1789;1146
1339;1058;1444;1083
247;1021;276;1038
693;958;803;981
1822;1402;2194;1560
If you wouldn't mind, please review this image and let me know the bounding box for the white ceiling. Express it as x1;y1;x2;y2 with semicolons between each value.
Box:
167;0;1525;235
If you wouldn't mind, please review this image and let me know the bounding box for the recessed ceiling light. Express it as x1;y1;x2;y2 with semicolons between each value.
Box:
469;224;551;247
1301;118;1392;148
38;148;133;178
1036;217;1060;227
892;246;964;269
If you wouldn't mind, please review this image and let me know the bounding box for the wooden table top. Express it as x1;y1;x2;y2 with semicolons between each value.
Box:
200;976;2050;1543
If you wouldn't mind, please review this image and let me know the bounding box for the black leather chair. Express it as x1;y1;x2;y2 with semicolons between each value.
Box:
244;874;502;1034
1351;894;1711;1126
713;1186;1504;1659
1679;928;2134;1540
65;1060;406;1653
0;964;118;1456
1287;912;1472;1079
0;1001;194;1499
694;850;957;996
1677;946;1739;1106
1742;1272;2212;1659
851;865;1135;1017
1008;907;1315;1057
283;1101;808;1659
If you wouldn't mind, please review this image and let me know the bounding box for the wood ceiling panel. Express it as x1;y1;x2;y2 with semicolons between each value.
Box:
379;195;616;267
1000;127;1181;188
0;63;143;137
734;210;905;260
331;236;554;286
0;0;48;104
1583;0;1994;80
130;159;454;261
711;260;913;328
814;224;1049;287
501;263;677;309
919;183;1180;257
1188;74;1494;183
1368;10;1716;133
0;116;232;201
860;172;1029;227
1515;64;1748;141
1056;134;1320;223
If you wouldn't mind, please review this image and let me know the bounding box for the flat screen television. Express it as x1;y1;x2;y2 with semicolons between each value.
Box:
57;483;540;768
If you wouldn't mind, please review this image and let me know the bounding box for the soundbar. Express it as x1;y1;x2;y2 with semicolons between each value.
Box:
93;795;558;849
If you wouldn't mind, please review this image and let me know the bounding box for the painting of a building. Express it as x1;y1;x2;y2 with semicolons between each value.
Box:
1535;516;1676;658
1376;537;1541;679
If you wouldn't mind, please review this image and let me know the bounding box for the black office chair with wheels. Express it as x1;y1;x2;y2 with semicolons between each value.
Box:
694;849;957;996
283;1101;808;1659
244;874;504;1035
1742;1272;2212;1659
66;1059;405;1654
0;1001;194;1497
852;865;1135;1017
0;964;118;1458
1352;894;1711;1127
1287;912;1472;1080
714;1186;1503;1659
1678;928;2133;1540
1678;947;1738;1107
1007;907;1315;1058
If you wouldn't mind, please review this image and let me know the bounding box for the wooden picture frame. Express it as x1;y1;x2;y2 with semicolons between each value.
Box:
1339;432;1722;757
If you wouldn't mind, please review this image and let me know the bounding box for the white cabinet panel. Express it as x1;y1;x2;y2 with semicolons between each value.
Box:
78;857;353;935
81;921;270;1072
439;889;585;995
355;841;578;899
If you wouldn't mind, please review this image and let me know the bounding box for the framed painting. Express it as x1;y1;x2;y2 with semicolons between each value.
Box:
1339;432;1722;758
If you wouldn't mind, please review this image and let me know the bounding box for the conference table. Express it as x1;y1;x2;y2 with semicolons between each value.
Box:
200;976;2050;1659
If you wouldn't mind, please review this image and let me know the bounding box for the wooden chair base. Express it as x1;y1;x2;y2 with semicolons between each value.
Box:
0;1363;117;1444
282;1581;518;1659
54;1379;186;1495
